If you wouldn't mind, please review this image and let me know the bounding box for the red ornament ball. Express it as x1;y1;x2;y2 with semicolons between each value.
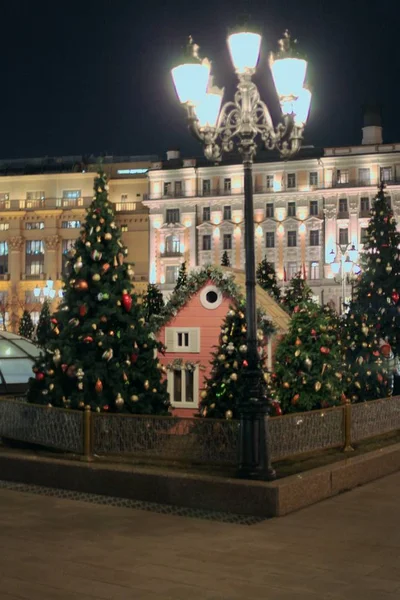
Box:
131;352;139;364
84;336;94;344
320;346;330;355
380;343;392;358
391;291;399;304
79;304;87;317
75;279;89;292
122;292;132;312
36;372;45;381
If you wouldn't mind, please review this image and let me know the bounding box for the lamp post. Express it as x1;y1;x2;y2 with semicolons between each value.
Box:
171;28;311;479
33;279;62;303
329;244;359;312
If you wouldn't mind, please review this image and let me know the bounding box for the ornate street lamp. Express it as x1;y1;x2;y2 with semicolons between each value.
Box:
33;279;62;303
171;28;312;479
329;244;359;312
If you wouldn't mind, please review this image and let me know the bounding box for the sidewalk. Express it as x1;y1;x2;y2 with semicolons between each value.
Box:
0;472;399;599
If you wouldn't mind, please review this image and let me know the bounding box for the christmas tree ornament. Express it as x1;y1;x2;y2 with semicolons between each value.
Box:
127;266;135;279
77;382;84;390
295;349;301;357
239;344;247;354
36;372;45;381
74;257;83;273
291;394;299;405
320;346;330;354
85;241;91;247
53;349;61;366
75;279;89;291
84;336;93;343
144;380;150;390
91;249;102;261
76;368;84;380
230;373;238;381
102;263;110;273
49;383;54;391
102;348;113;361
115;393;124;407
95;379;103;393
68;318;80;327
61;363;68;372
104;233;112;241
283;382;290;389
391;291;399;303
218;354;226;362
121;291;132;312
47;369;54;376
131;395;139;402
315;381;322;392
295;337;302;346
92;273;101;282
79;304;87;317
225;410;233;419
304;357;312;370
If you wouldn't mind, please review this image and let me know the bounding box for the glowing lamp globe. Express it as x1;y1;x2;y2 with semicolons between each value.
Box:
348;245;358;263
271;57;307;99
293;88;312;126
195;89;224;128
171;62;210;106
343;258;353;274
331;262;340;275
227;32;261;73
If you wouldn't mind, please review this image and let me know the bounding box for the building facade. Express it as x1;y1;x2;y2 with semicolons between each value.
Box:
144;129;400;310
0;155;154;330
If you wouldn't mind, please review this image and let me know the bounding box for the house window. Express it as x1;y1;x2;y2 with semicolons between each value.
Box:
168;367;198;407
360;227;368;244
287;230;297;247
381;167;392;182
337;170;349;184
309;200;318;216
266;203;274;218
360;197;369;212
0;223;9;231
202;235;211;251
309;230;320;246
310;261;320;280
174;181;182;196
202;180;211;195
339;198;348;214
61;220;81;229
165;235;180;255
63;190;81;199
223;205;231;221
359;168;370;185
309;172;318;186
339;228;349;245
121;224;128;232
223;178;231;192
166;208;180;224
165;265;179;284
165;327;200;353
163;182;172;196
287;173;296;189
266;231;275;248
25;221;44;230
288;202;296;217
177;332;190;348
203;206;211;221
287;262;297;279
223;234;232;250
62;239;75;274
0;242;8;275
266;175;274;189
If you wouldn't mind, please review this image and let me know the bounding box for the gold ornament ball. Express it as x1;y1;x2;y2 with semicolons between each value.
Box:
225;410;233;420
104;233;112;241
131;395;139;402
230;373;238;381
210;403;216;409
92;273;101;282
115;393;124;407
314;381;322;392
144;380;150;390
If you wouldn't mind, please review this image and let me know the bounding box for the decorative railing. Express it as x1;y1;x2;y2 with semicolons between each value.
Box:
0;396;399;466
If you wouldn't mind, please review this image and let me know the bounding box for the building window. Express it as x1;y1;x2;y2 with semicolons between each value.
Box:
360;227;368;244
166;208;180;224
359;168;370;185
310;262;320;280
339;228;349;245
30;311;40;325
309;172;318;186
266;231;275;248
202;180;211;195
25;221;44;230
223;234;232;250
121;224;128;232
287;262;297;279
165;265;179;284
309;200;318;216
165;235;181;255
174;181;182;196
266;203;274;218
0;193;9;202
287;230;297;247
202;235;211;251
266;175;274;189
0;242;8;275
287;173;296;189
309;230;320;246
163;182;172;196
0;223;9;231
223;205;231;221
61;220;81;229
63;190;81;199
177;332;190;348
339;198;348;213
360;197;369;212
165;327;200;353
26;240;44;255
223;178;231;192
381;167;392;182
168;367;198;407
337;170;349;185
203;206;211;221
27;191;45;200
120;194;128;202
62;239;75;274
25;290;37;304
288;202;296;217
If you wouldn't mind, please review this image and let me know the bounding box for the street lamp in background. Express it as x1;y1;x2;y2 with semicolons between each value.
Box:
33;279;62;303
171;27;312;479
329;244;360;312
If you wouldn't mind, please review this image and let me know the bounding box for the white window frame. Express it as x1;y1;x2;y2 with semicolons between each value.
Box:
287;262;298;279
266;175;274;189
287;173;296;189
167;366;199;408
309;172;318;186
200;285;223;310
310;261;320;280
165;327;200;353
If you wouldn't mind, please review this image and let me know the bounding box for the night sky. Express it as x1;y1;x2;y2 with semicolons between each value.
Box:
1;0;399;161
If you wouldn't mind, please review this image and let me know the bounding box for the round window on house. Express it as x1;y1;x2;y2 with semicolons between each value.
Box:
200;285;223;310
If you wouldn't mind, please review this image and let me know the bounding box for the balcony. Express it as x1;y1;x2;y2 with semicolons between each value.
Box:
337;211;350;219
0;197;93;211
160;250;183;258
21;273;46;281
0;273;10;281
359;210;371;218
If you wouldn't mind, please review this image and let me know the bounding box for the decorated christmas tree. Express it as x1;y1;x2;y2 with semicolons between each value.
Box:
27;170;169;414
272;302;344;413
18;309;34;340
143;283;164;322
221;251;231;267
351;183;400;357
36;301;51;347
282;271;313;314
199;303;275;419
256;258;280;302
174;261;187;291
341;310;391;402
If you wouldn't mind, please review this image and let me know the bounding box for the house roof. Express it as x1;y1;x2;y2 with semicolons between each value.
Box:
223;269;290;334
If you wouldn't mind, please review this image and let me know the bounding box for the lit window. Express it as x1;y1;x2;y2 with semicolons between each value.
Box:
121;194;128;202
61;220;81;229
0;242;8;275
27;191;45;200
121;224;128;232
165;235;180;255
310;262;320;280
63;190;81;199
287;262;297;278
0;223;9;231
25;222;44;230
360;227;368;244
337;170;349;185
165;265;179;284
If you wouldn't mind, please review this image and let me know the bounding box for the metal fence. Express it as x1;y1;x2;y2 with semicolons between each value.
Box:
0;396;399;466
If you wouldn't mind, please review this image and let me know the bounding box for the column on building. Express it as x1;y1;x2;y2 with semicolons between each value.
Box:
44;235;60;281
8;236;24;331
323;203;337;277
349;196;359;248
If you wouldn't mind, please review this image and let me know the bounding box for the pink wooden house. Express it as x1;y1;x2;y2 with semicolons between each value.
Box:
157;268;289;416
